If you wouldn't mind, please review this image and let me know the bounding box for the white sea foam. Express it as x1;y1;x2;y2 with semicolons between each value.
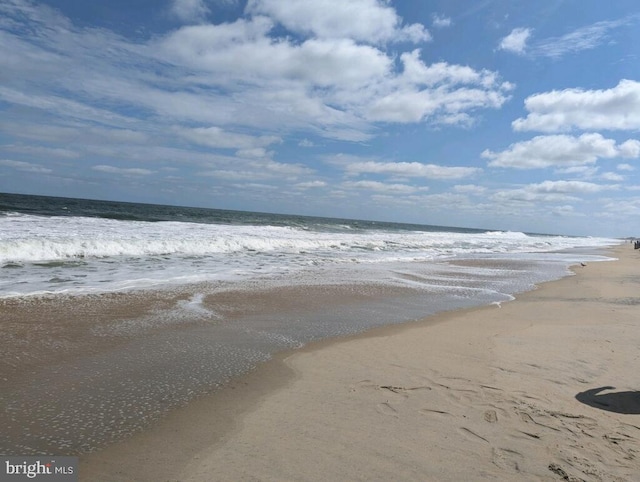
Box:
0;213;620;298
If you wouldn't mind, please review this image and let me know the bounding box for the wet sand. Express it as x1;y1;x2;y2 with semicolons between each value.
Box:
1;280;461;456
75;243;640;481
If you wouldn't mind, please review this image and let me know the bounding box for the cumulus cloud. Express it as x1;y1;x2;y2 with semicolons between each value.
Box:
483;133;640;169
498;28;531;54
619;139;640;158
158;26;510;127
160;24;420;130
364;50;512;124
513;80;640;132
397;51;502;88
344;160;481;179
245;0;431;44
0;0;512;150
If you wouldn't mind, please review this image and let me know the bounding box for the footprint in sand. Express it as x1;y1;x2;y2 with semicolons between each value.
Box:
492;447;524;472
484;409;498;423
548;463;584;482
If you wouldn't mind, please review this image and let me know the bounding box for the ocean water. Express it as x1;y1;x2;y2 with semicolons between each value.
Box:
0;192;621;455
0;192;619;299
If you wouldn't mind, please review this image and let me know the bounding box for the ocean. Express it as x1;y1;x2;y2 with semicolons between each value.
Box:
0;192;619;298
0;192;620;455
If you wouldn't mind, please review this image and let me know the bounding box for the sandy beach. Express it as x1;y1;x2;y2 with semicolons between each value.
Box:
77;243;640;481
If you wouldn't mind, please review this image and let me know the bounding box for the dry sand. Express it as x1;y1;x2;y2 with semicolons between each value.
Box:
82;244;640;481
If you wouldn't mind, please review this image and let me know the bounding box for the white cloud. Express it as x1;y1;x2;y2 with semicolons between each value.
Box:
0;159;52;173
552;205;577;216
483;133;639;169
0;86;135;128
364;50;511;124
513;80;640;132
203;158;313;181
343;180;425;194
418;192;470;205
601;172;625;181
398;52;502;88
249;159;313;177
159;19;394;88
554;165;599;179
344;160;481;179
492;180;614;204
177;126;281;150
495;17;636;60
245;0;431;44
200;169;258;180
619;139;640;158
4;144;80;159
617;163;635;171
164;28;512;129
236;148;271;159
295;181;327;189
92;165;153;175
532;18;632;59
0;0;511;148
453;184;486;195
170;0;210;23
232;182;279;191
530;180;612;194
432;14;451;28
498;28;531;54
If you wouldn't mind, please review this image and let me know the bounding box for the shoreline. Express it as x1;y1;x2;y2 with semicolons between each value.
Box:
80;243;640;481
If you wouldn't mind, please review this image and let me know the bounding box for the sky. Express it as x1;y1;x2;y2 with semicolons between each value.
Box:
1;0;639;237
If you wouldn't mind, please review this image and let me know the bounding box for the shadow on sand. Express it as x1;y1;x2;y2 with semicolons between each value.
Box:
575;386;640;414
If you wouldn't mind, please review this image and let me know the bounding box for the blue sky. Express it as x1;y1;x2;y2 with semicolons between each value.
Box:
1;0;639;236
